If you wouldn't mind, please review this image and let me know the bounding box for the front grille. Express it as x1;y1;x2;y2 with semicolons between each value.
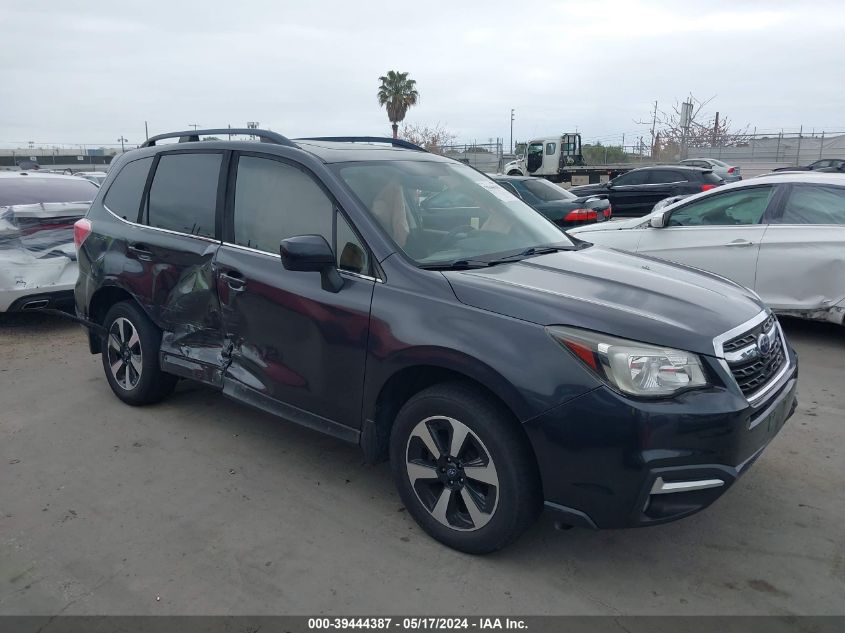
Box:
723;315;785;398
722;314;775;354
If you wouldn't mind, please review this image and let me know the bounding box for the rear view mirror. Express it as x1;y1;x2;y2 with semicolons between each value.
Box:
650;212;669;229
280;235;344;293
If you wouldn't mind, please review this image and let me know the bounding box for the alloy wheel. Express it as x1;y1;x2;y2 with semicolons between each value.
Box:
405;415;499;531
107;317;142;390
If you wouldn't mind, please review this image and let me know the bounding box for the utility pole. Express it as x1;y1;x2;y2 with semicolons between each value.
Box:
650;100;658;154
679;99;693;160
145;121;149;141
117;136;127;152
510;109;515;155
188;124;199;131
712;111;719;147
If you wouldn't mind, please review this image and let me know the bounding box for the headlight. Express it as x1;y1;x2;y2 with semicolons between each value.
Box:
547;326;709;397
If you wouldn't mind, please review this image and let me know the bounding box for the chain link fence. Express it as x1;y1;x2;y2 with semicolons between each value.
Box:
436;140;511;173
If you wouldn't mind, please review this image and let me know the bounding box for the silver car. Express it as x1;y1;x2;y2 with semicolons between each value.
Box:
681;158;741;182
0;172;98;312
568;172;845;325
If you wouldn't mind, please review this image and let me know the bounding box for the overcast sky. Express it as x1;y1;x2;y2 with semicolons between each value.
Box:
1;0;843;149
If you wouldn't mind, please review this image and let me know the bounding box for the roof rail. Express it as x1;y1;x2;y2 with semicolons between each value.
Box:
296;136;426;152
140;128;299;148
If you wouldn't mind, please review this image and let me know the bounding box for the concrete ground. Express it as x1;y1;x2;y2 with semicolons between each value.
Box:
0;313;842;616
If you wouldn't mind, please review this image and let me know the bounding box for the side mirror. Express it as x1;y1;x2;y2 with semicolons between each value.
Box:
650;212;669;229
280;235;343;293
605;180;614;189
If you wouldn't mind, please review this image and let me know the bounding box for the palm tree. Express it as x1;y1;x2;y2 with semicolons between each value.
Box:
377;71;419;139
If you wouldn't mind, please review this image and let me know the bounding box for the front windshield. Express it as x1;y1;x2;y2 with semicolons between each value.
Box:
520;178;577;202
334;160;572;266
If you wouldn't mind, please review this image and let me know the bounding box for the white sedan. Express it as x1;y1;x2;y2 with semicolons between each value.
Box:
568;172;845;325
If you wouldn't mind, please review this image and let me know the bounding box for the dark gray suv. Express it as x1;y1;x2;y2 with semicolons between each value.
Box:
73;129;798;553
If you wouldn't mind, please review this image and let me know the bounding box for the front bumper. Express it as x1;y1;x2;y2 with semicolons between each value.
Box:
525;352;798;529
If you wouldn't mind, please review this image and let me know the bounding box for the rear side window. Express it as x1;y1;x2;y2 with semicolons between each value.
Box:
103;157;153;221
612;170;647;186
646;170;685;184
146;153;221;238
233;156;333;252
776;185;845;224
546;143;556;155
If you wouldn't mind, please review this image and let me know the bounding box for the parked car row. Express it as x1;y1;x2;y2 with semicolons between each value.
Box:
70;129;798;553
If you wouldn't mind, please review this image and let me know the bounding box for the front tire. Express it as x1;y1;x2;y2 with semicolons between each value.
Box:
390;382;542;554
101;301;177;406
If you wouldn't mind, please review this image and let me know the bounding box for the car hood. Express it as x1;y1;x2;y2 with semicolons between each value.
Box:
442;245;764;356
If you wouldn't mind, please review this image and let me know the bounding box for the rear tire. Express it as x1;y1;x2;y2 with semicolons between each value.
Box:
101;301;177;406
389;382;542;554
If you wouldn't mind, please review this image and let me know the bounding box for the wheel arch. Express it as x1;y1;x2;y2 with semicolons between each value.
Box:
86;284;145;353
360;357;531;464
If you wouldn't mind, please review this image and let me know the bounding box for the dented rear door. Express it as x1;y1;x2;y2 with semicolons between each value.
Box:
755;182;845;314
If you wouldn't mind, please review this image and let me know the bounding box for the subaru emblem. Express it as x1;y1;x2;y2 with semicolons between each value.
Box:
757;332;771;356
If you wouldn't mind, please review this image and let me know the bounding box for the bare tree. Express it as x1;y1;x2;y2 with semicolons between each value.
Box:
399;123;456;154
638;94;750;159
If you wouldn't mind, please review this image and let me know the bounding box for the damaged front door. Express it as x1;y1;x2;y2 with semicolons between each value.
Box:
216;153;374;433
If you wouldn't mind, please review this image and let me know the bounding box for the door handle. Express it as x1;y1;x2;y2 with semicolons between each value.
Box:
725;239;754;247
220;270;246;291
128;242;152;260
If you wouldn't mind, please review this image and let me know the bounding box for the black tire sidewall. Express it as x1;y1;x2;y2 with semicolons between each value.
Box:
390;383;541;554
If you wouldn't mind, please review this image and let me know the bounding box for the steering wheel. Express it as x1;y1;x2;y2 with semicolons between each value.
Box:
438;224;477;248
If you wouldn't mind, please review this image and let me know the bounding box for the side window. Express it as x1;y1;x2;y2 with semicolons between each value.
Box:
546;143;556;155
233;156;333;252
498;181;521;198
613;170;647;186
647;170;684;184
146;153;221;238
103;157;153;221
336;212;370;274
511;181;540;205
234;156;371;274
776;185;845;225
668;186;775;227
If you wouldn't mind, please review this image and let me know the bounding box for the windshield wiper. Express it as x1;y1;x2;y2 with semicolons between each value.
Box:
419;259;492;270
420;245;573;271
483;244;574;265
